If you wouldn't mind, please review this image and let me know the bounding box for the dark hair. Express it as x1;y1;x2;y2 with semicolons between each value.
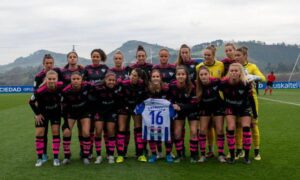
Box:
91;49;107;62
43;54;54;64
131;68;148;86
71;71;83;78
176;65;193;95
64;51;79;68
136;45;147;57
176;44;191;65
67;51;78;59
205;45;216;56
195;66;210;99
236;46;248;56
105;71;116;79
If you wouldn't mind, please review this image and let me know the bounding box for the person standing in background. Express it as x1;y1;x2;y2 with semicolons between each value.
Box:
264;71;276;95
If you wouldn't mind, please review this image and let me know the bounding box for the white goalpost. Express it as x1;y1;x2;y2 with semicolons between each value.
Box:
288;53;300;82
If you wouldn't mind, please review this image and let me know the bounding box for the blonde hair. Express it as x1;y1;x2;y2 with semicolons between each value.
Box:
39;70;58;87
114;50;124;58
227;63;247;85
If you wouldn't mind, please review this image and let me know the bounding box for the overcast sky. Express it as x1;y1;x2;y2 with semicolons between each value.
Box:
0;0;299;65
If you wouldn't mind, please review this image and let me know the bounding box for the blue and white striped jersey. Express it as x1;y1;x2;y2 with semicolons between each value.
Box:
135;98;176;142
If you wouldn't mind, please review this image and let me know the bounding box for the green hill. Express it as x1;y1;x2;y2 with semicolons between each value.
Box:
0;40;299;85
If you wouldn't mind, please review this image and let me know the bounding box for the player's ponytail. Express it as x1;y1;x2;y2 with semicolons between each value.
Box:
132;68;148;86
236;46;248;56
42;53;54;64
136;45;147;58
205;45;217;57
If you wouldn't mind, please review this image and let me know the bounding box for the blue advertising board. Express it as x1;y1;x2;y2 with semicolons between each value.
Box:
0;82;299;94
0;86;34;93
258;82;300;89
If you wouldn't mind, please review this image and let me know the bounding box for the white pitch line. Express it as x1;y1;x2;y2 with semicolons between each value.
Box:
258;97;300;107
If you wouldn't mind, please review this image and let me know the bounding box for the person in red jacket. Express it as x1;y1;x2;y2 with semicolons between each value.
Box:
264;71;276;95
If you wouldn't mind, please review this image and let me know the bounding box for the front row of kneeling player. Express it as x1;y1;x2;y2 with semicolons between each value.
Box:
29;63;257;167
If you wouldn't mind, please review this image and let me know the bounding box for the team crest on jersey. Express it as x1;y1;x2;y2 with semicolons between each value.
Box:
101;69;106;73
83;91;88;95
238;90;244;94
213;86;218;91
190;65;195;68
169;72;174;76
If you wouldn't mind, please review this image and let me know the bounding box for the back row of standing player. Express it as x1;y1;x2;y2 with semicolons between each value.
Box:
29;43;266;167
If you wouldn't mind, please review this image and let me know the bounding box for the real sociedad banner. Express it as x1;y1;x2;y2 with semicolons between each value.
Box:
258;82;300;89
0;86;34;93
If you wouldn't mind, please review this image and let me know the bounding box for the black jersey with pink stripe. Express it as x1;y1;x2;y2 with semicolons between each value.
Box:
89;82;123;113
83;64;109;84
152;64;176;83
179;60;198;82
110;67;129;81
61;82;93;116
219;78;254;109
127;62;153;79
120;79;147;109
61;65;85;87
167;80;197;111
200;78;223;108
29;82;63;116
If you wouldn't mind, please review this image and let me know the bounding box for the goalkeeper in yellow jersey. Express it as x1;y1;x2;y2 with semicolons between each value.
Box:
234;46;266;161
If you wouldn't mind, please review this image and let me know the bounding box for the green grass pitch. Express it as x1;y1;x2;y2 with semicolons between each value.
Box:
0;89;299;180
